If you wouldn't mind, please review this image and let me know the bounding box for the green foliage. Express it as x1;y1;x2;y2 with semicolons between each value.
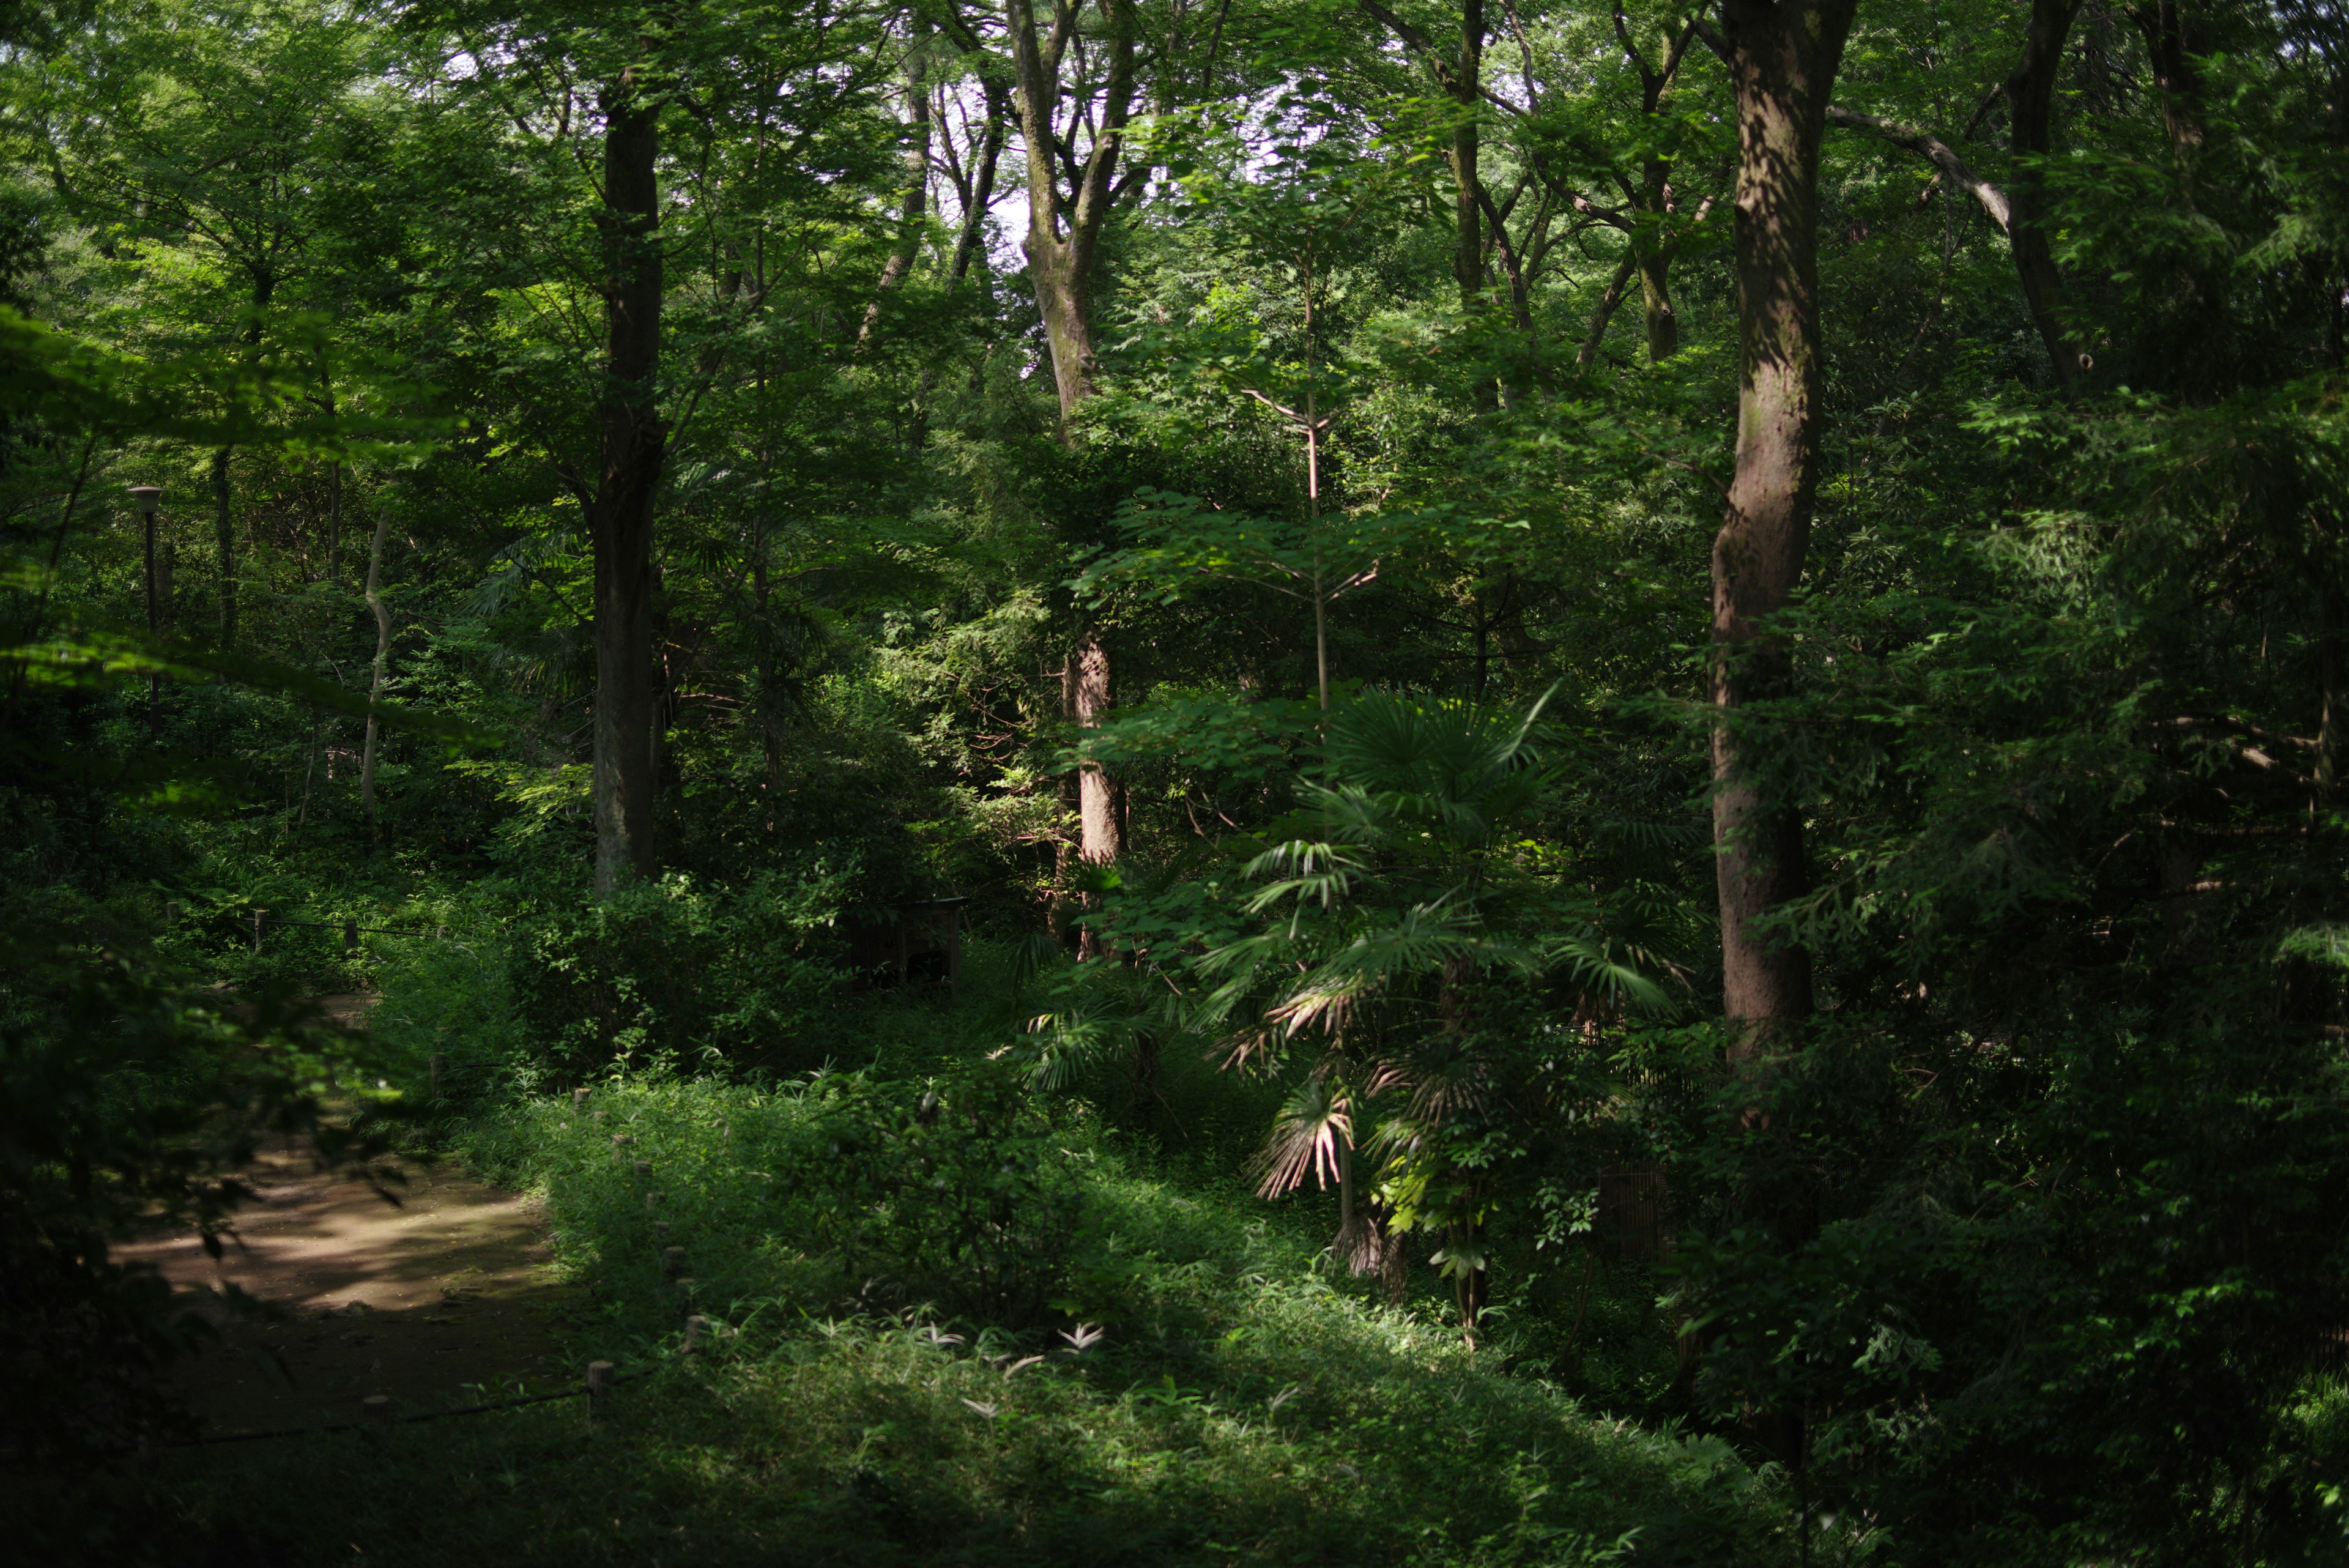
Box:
503;868;855;1085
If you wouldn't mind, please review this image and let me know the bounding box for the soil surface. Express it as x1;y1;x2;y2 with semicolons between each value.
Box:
117;1005;584;1435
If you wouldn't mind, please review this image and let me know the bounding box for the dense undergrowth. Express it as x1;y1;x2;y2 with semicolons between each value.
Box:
12;946;1790;1568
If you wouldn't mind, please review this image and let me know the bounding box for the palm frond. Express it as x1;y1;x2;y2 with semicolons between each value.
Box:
1248;1072;1353;1198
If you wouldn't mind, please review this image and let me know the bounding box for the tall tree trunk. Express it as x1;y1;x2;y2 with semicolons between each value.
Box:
358;502;393;831
1071;636;1123;959
1634;162;1680;362
1006;0;1135;424
1006;0;1138;881
1712;0;1857;1049
2008;0;2085;390
946;78;1008;293
1450;0;1485;310
590;73;666;897
1635;239;1679;362
2130;0;2209;168
859;24;933;348
211;447;235;652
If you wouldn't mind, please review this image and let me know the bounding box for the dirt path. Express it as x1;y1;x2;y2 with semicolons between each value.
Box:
117;1013;583;1434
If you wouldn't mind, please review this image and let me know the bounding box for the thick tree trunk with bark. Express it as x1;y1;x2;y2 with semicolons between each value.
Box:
1712;0;1857;1049
1006;0;1135;425
591;76;665;897
2009;0;2085;390
1006;0;1138;882
1450;0;1484;310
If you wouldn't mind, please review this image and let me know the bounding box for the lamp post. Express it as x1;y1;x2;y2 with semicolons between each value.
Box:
130;486;161;740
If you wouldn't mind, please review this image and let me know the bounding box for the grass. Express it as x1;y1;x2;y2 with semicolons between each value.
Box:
20;962;1798;1566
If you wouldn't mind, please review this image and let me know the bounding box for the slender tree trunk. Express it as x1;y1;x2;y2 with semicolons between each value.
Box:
2008;0;2085;390
947;80;1008;292
359;503;393;830
859;24;933;348
1450;0;1485;310
1578;249;1641;369
211;447;236;652
1712;0;1857;1049
297;714;323;830
591;73;666;897
1071;636;1123;959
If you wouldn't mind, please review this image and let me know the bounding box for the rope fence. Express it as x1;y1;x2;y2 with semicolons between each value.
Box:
166;1365;657;1449
161;903;478;953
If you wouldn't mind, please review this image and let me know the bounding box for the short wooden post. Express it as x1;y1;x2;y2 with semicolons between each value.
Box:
651;1220;670;1244
610;1134;632;1165
634;1159;652;1178
343;920;359;953
676;1277;696;1311
428;1053;446;1098
251;909;266;953
585;1359;614;1419
362;1394;397;1429
662;1245;686;1278
572;1087;592;1109
683;1315;709;1354
645;1189;664;1209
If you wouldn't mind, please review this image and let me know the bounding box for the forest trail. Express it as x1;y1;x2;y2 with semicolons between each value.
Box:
116;997;584;1435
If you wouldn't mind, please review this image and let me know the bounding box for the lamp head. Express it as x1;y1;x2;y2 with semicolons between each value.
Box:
128;486;162;515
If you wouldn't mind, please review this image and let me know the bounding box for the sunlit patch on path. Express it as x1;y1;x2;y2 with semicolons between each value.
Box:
117;1123;582;1435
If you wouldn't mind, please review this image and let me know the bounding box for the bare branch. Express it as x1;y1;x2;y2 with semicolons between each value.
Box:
1826;105;2011;234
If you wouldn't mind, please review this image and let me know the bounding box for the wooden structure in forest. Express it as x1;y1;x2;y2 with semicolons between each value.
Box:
845;895;967;994
1597;1165;1671;1266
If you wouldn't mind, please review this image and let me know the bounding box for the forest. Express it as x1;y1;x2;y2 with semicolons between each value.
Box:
7;0;2349;1561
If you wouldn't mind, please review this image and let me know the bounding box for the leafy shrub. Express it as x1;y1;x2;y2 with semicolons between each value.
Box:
802;1066;1089;1325
505;866;852;1083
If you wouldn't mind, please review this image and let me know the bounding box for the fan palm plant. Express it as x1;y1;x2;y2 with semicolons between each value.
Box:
1195;689;1674;1332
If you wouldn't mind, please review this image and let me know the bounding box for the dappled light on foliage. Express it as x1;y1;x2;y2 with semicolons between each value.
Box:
7;0;2349;1563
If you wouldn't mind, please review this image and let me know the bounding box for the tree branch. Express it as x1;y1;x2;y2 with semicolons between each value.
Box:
1826;105;2011;234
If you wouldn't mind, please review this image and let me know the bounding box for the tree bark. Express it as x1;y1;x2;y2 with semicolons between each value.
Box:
591;73;666;897
947;78;1008;294
1071;637;1123;863
1450;0;1485;310
1069;636;1124;957
1005;0;1137;423
1006;0;1139;881
2008;0;2085;390
1712;0;1857;1050
358;502;392;830
858;23;932;348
